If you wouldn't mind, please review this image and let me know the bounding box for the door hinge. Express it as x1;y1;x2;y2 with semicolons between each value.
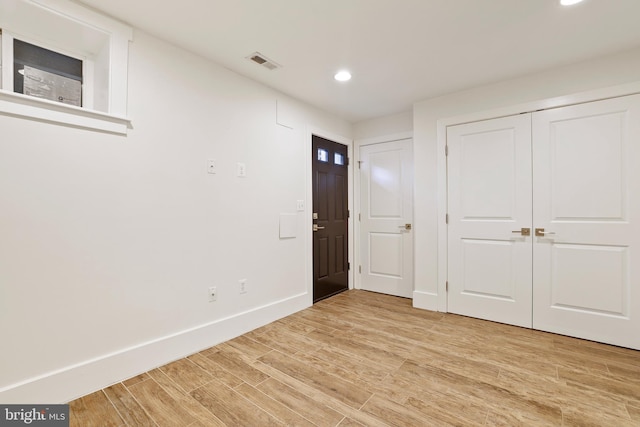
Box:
348;262;351;270
446;281;449;292
445;145;449;156
358;213;361;221
347;157;350;166
359;265;362;274
357;160;363;169
446;213;449;224
348;210;350;218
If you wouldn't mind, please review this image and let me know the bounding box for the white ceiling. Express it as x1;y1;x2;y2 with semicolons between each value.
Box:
75;0;640;123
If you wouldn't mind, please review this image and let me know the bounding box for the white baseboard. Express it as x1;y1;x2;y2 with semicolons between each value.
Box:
412;290;439;312
0;293;310;404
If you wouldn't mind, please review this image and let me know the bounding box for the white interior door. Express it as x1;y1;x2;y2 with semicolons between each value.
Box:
359;139;413;298
533;94;640;350
447;115;533;328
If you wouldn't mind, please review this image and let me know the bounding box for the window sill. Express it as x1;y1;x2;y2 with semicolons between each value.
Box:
0;90;130;134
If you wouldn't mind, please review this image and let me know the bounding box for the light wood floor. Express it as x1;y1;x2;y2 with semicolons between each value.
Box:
69;290;640;426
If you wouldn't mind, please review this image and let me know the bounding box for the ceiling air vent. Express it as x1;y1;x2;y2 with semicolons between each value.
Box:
246;52;281;71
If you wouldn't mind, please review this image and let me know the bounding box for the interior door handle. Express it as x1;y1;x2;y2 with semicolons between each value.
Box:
313;224;325;232
535;228;555;237
398;224;412;230
511;228;531;236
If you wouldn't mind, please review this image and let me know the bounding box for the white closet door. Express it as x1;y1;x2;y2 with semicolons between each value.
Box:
360;139;414;298
447;115;533;327
533;94;640;350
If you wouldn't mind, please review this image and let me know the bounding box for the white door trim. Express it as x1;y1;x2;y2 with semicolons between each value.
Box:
435;81;640;313
306;126;354;306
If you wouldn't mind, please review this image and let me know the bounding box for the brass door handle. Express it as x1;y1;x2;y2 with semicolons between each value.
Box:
398;224;412;230
512;228;531;236
535;228;555;237
313;224;325;232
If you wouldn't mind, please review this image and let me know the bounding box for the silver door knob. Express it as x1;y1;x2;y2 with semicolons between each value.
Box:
535;228;555;237
398;224;412;230
313;224;325;232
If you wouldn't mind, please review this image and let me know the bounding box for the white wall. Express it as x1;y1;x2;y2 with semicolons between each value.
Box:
0;29;351;403
412;47;640;310
353;111;412;140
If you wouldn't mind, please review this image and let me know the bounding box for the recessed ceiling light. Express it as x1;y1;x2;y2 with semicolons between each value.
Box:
560;0;584;5
334;71;352;82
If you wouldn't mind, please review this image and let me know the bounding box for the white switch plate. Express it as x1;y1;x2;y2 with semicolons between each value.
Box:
237;162;246;177
239;279;247;294
296;200;304;211
207;159;216;174
208;286;217;302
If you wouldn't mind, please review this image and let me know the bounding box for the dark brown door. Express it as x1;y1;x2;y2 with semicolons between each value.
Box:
312;136;349;303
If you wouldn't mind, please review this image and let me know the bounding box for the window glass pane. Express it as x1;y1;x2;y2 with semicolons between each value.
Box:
334;153;345;165
318;148;329;162
14;39;83;106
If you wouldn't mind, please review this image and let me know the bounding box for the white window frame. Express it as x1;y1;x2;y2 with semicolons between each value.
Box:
0;0;132;134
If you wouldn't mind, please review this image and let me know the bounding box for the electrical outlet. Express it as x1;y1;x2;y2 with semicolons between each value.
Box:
208;286;217;302
239;279;247;294
237;162;246;177
207;159;216;174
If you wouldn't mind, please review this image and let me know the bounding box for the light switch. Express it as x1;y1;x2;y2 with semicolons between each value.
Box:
296;200;305;211
237;162;246;177
207;159;216;174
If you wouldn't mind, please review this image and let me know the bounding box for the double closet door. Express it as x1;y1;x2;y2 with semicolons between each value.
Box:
447;94;640;350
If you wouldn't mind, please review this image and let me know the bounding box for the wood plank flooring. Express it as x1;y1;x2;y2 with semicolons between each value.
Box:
69;290;640;426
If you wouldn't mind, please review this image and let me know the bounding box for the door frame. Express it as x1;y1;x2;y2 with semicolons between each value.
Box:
435;81;640;313
353;132;414;292
306;127;354;305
